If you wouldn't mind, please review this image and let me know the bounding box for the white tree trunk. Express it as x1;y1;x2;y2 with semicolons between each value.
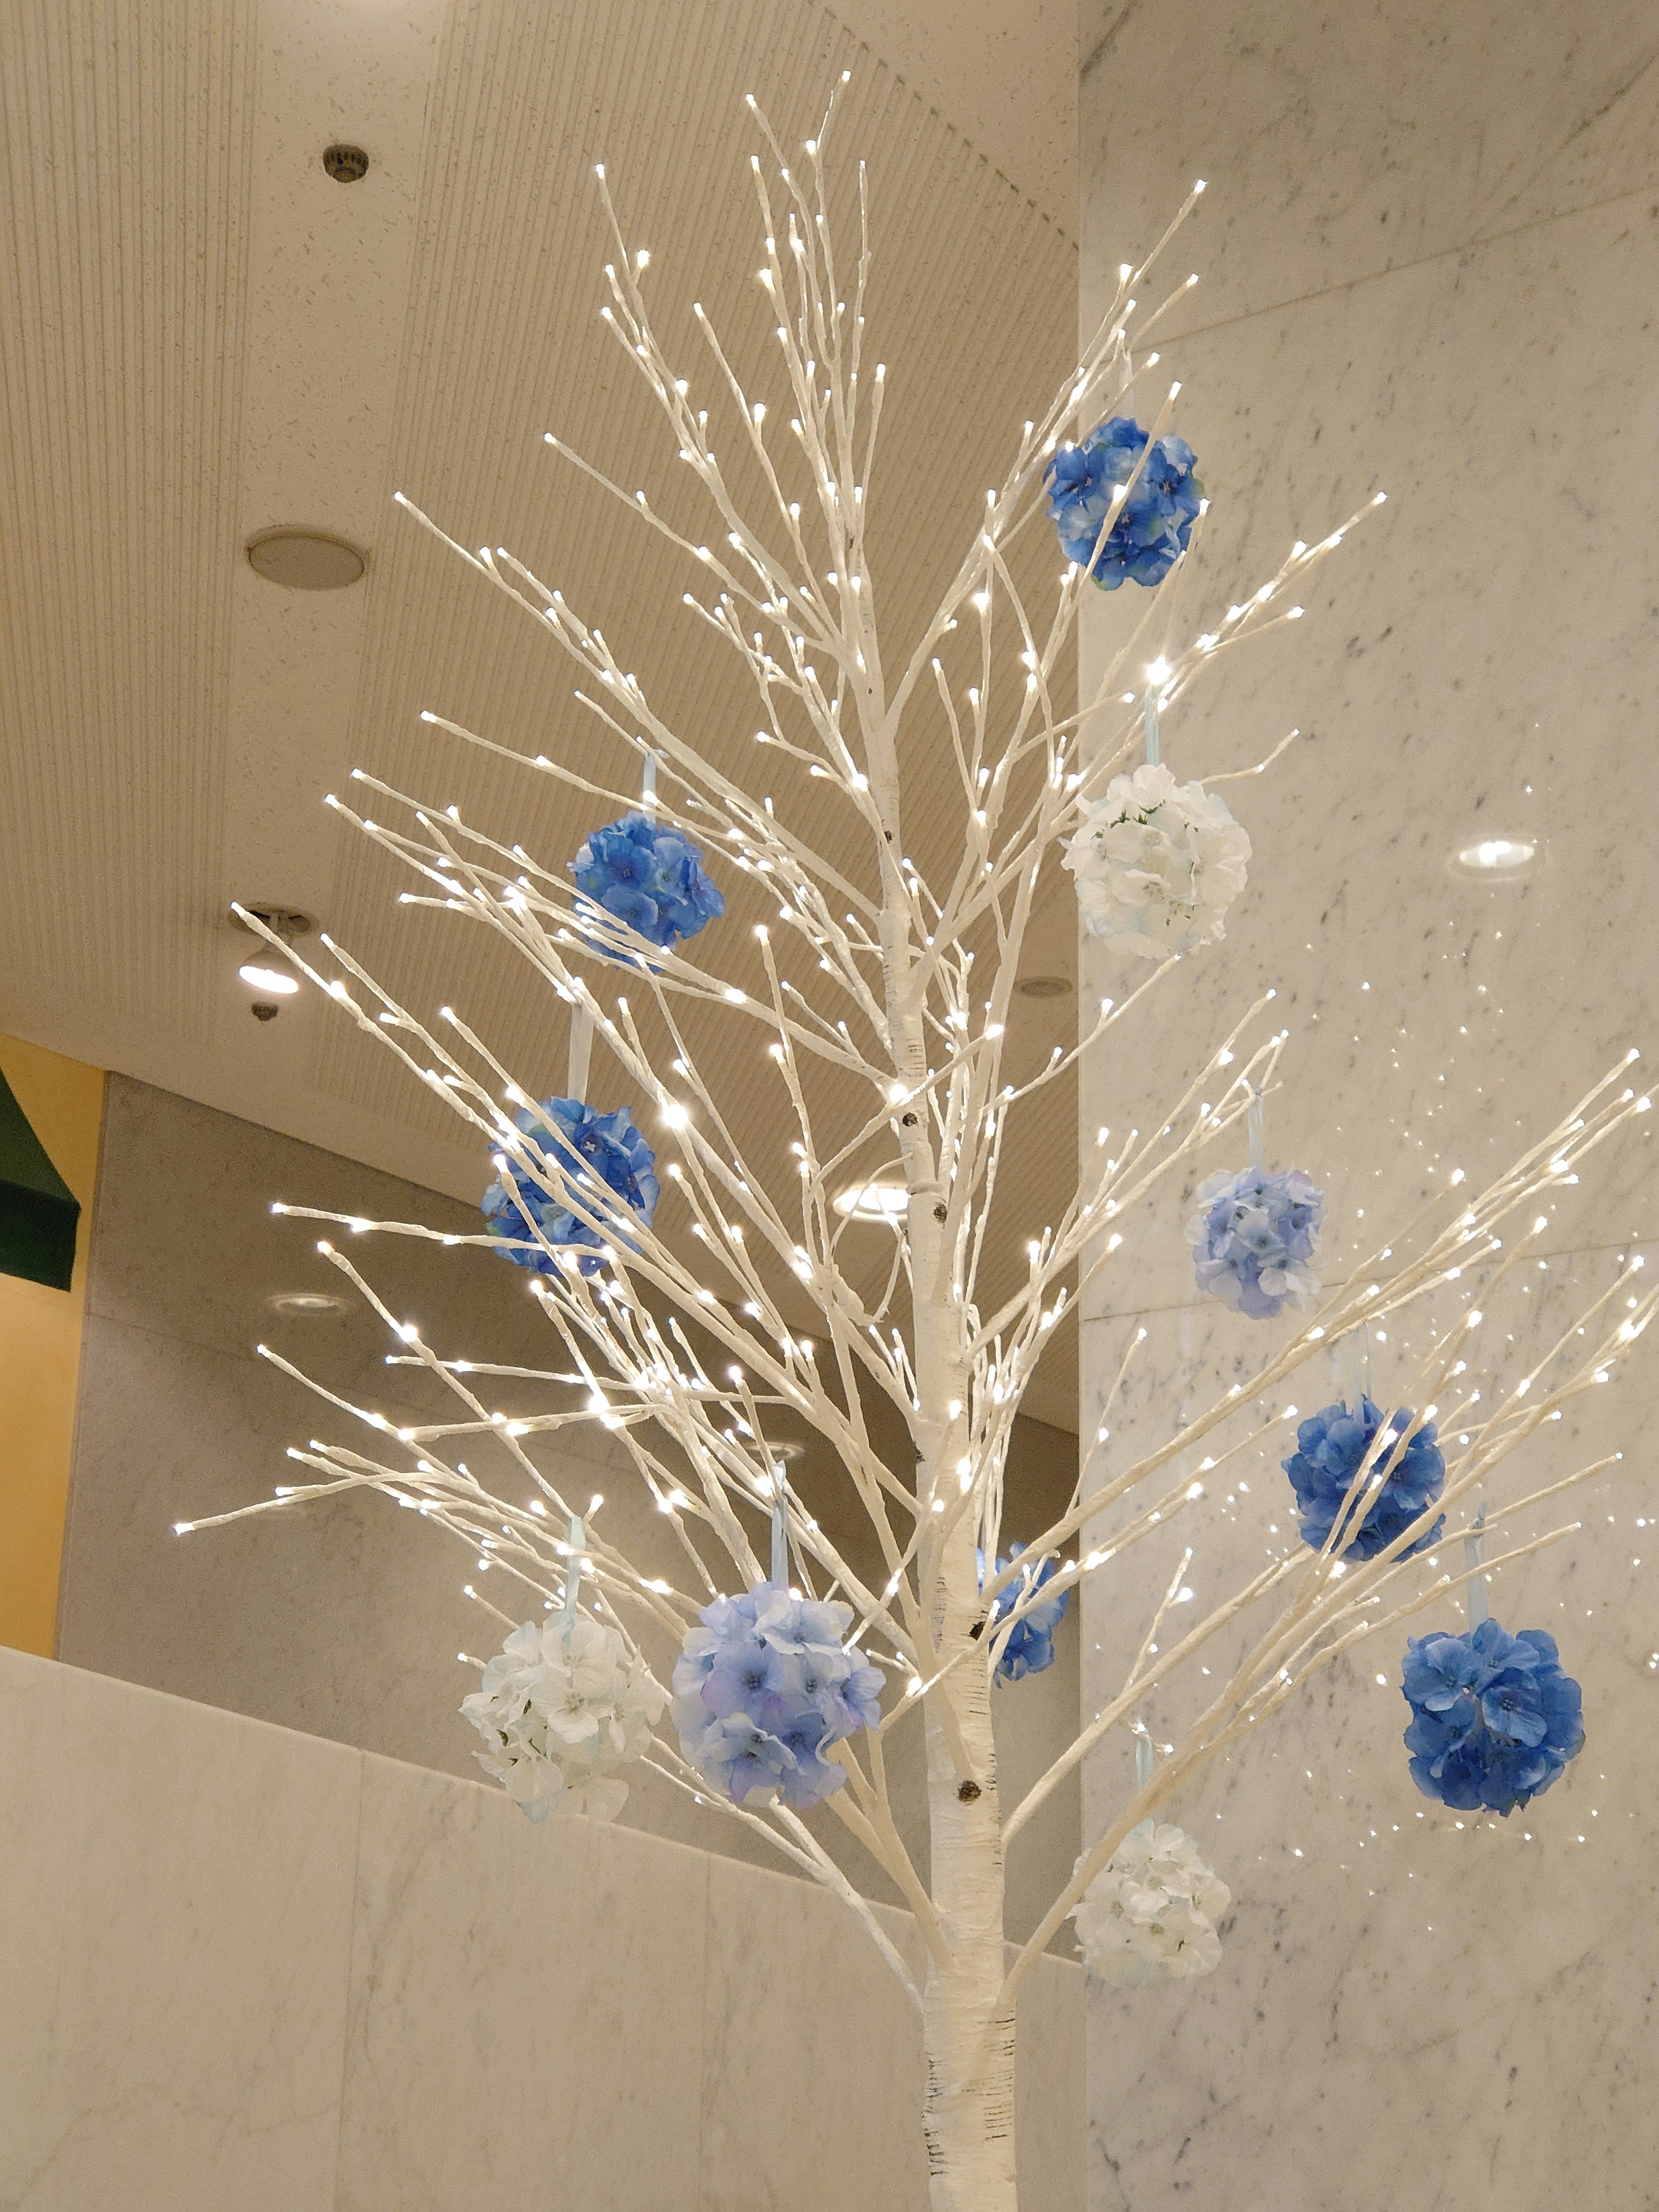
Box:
920;1647;1017;2211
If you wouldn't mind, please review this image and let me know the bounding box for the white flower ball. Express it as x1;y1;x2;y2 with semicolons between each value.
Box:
461;1611;667;1823
1071;1819;1231;1987
1063;763;1251;959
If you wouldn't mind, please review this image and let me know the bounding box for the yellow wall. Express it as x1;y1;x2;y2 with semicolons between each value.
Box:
0;1032;104;1656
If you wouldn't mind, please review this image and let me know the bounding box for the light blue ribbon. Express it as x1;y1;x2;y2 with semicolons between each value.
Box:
1135;1727;1155;1790
1464;1503;1488;1630
1344;1319;1373;1417
563;1514;585;1648
771;1478;789;1588
1246;1080;1265;1173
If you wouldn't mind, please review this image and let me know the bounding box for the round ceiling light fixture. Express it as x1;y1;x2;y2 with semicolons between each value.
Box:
238;963;300;996
1015;974;1071;999
322;143;370;183
833;1183;909;1222
1451;835;1536;879
246;526;367;591
266;1290;350;1318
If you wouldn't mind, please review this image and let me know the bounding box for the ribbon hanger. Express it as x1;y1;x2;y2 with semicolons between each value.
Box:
1464;1502;1489;1630
562;1513;585;1650
770;1466;789;1589
1134;1723;1156;1790
1342;1319;1373;1417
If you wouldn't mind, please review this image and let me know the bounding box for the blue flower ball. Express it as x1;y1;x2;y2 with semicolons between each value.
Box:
1186;1163;1324;1320
672;1583;884;1811
983;1543;1071;1683
571;811;724;954
1044;416;1203;590
1402;1618;1584;1815
1282;1394;1446;1561
481;1096;659;1276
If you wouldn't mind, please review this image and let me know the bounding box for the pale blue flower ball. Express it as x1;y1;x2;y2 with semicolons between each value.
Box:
672;1582;883;1810
1283;1395;1445;1561
1186;1163;1324;1319
1044;416;1203;590
571;811;724;954
481;1096;658;1276
982;1543;1071;1683
1401;1618;1583;1815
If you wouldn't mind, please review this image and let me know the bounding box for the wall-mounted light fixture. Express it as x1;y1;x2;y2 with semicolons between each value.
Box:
833;1183;908;1222
231;907;314;1020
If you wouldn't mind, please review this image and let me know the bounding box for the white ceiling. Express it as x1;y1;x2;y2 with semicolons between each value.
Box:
0;0;1082;1424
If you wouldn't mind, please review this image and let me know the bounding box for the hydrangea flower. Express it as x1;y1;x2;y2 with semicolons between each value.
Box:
1186;1162;1323;1319
1044;416;1203;590
461;1613;666;1823
1283;1394;1445;1561
982;1543;1071;1683
1402;1618;1584;1815
481;1096;658;1276
571;811;724;954
673;1582;884;1810
1063;763;1251;960
1071;1821;1230;1986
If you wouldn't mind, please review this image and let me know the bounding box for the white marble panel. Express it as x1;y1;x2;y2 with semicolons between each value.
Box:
1;1649;1084;2208
0;1645;359;2212
566;1818;711;2212
1014;1950;1087;2210
1075;164;1659;2201
1076;191;1659;1291
696;1853;932;2212
1081;0;1659;337
334;1751;593;2211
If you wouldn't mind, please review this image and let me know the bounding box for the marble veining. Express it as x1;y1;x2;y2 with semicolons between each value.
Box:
1077;15;1659;2199
0;1647;1083;2210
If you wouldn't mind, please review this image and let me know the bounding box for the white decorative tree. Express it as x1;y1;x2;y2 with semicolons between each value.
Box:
191;89;1653;2212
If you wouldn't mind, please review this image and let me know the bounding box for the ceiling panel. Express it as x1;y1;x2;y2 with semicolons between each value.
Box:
0;0;1081;1424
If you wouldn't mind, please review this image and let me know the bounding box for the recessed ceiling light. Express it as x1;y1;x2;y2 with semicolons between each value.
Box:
238;963;300;995
246;527;367;590
266;1290;349;1318
1015;974;1071;999
1452;836;1536;877
833;1183;908;1221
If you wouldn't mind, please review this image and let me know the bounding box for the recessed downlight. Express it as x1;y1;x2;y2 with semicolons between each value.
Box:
1452;836;1536;878
246;527;367;590
1015;974;1071;999
833;1183;908;1221
266;1290;349;1318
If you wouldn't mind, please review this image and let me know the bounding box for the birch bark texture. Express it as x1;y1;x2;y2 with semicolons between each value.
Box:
198;91;1654;2212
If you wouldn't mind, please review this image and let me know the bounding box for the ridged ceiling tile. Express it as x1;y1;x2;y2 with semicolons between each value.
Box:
303;0;1078;1380
0;0;257;1041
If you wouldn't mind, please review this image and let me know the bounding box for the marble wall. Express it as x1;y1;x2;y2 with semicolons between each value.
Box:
0;1644;1081;2210
1077;3;1659;2205
56;1074;1082;1943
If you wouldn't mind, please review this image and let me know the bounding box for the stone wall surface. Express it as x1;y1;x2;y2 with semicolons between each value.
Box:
1077;4;1659;2206
0;1645;1082;2212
